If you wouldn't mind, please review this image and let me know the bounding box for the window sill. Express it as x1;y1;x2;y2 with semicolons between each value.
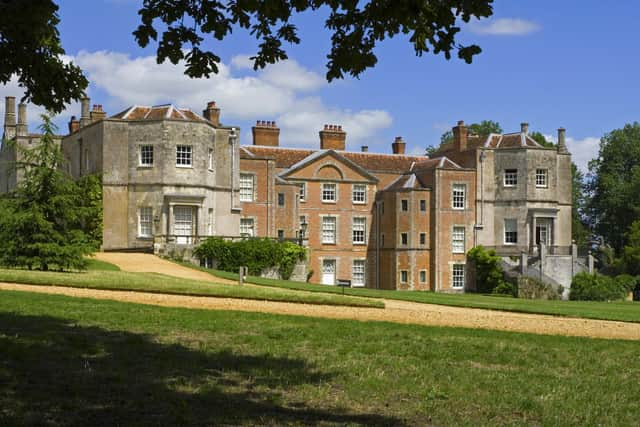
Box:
137;235;153;240
137;165;154;169
535;185;548;188
176;165;193;169
352;201;366;205
452;251;465;254
322;200;337;204
352;242;366;245
322;242;337;245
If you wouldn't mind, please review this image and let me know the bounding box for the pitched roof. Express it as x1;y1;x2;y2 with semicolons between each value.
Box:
241;145;426;173
432;131;545;156
278;150;379;183
110;104;209;123
383;173;428;191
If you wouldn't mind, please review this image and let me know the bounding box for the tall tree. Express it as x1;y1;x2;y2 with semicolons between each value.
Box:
0;115;94;270
571;163;589;248
435;120;503;150
588;123;640;253
3;1;494;111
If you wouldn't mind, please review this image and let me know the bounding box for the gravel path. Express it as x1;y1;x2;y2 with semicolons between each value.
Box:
2;252;638;340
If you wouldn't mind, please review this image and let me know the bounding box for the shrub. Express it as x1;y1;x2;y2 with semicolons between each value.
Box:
492;281;516;297
570;273;637;301
194;237;306;280
467;245;506;293
517;276;561;300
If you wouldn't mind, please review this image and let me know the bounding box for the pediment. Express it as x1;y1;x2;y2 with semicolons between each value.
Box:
278;150;378;183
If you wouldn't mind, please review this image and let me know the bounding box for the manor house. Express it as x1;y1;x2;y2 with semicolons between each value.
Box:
1;96;575;291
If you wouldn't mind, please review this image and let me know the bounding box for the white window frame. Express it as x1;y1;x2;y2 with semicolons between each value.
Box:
352;217;366;245
139;145;154;167
535;169;548;188
452;184;466;210
298;183;306;202
352;259;366;287
240;217;255;237
504;169;518;187
239;174;254;202
452;264;465;289
207;208;214;236
352;184;366;204
138;207;153;237
322;216;336;244
208;148;214;171
176;145;192;167
452;226;465;253
504;218;518;244
322;183;337;203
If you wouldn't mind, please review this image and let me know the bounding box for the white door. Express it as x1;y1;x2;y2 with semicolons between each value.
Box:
321;259;336;285
174;206;193;244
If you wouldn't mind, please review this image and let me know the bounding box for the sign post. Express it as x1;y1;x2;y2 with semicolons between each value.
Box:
336;279;351;295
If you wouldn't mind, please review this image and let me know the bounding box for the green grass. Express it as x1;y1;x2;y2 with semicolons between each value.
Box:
0;269;383;309
194;266;640;323
86;258;121;271
1;290;639;426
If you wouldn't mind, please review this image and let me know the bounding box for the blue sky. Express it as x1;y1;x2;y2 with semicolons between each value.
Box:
4;0;640;172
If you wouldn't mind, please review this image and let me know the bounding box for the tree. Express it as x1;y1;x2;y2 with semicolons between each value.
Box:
0;115;94;270
529;131;553;148
621;220;640;276
4;1;494;111
435;120;502;151
571;163;589;248
0;1;88;113
467;245;506;294
588;123;640;253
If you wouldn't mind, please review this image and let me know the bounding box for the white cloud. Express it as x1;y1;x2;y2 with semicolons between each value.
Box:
544;133;600;173
469;18;540;36
71;50;391;148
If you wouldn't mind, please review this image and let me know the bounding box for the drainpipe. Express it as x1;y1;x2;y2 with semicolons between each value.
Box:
375;200;380;289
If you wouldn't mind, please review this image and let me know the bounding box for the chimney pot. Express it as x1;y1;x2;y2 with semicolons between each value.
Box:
203;101;221;126
452;120;468;152
457;120;465;126
392;136;406;154
320;124;346;150
252;120;280;146
361;146;369;152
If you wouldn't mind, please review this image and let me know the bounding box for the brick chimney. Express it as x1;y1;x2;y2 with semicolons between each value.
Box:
520;122;529;135
16;103;27;136
90;104;106;122
319;124;346;150
203;101;220;126
452;120;468;152
252;120;280;146
557;127;568;154
392;136;406;154
68;115;80;134
3;96;16;139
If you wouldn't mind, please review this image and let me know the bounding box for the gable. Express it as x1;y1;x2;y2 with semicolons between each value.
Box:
279;150;378;183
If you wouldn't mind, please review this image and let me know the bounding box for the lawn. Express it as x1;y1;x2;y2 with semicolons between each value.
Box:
1;290;639;426
0;269;382;309
197;266;640;323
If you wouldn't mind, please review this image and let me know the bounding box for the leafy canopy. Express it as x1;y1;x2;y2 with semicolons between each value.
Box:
0;1;88;113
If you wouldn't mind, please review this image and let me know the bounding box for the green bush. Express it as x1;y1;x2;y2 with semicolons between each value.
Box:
194;238;306;280
467;245;506;293
492;281;516;297
570;273;638;301
517;276;561;300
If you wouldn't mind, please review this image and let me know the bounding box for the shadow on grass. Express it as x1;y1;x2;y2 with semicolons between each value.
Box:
0;313;403;426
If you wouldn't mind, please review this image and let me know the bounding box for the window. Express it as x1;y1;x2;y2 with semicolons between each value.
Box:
401;233;408;246
277;229;284;240
176;145;192;167
452;184;466;209
298;183;306;202
84;148;90;172
504;219;518;244
299;216;307;238
352;260;365;287
352;184;366;204
138;207;152;237
419;270;427;283
278;193;285;206
452;264;465;289
401;199;408;211
420;199;426;211
352;217;366;244
536;169;548;187
208;148;214;170
420;233;426;245
239;174;254;202
452;226;465;253
322;183;336;202
139;145;153;166
207;208;213;236
381;234;385;246
240;218;254;237
400;270;408;283
504;169;518;187
322;216;336;244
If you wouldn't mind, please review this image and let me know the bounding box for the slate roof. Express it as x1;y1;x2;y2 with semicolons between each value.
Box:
111;104;209;123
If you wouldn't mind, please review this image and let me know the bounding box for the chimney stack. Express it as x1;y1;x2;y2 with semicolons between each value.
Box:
68;115;80;134
252;120;280;146
203;101;220;126
452;120;468;152
361;145;368;152
90;104;106;122
557;127;568;154
520;122;529;135
80;97;91;127
319;124;346;150
392;136;406;155
3;96;16;139
16;103;27;136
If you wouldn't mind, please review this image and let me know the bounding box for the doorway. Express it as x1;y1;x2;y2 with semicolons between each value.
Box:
321;259;336;285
